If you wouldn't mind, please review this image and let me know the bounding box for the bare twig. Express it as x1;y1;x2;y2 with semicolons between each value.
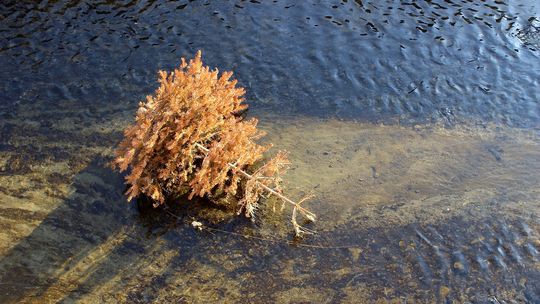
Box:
194;142;316;236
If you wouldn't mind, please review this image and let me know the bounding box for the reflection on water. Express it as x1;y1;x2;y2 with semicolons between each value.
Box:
0;0;539;303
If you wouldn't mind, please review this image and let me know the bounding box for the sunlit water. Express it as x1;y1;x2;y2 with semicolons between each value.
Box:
0;1;539;303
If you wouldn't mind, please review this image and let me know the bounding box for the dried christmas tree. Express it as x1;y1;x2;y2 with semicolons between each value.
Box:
112;51;315;236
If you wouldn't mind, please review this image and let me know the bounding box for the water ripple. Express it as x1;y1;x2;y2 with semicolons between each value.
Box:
0;0;538;126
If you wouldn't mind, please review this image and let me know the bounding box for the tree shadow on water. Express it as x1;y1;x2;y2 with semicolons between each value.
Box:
0;157;224;303
0;157;127;301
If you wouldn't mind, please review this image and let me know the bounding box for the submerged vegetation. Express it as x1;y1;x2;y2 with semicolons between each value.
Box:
111;51;315;236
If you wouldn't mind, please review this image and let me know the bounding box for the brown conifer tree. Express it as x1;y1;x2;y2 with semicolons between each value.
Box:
112;51;315;236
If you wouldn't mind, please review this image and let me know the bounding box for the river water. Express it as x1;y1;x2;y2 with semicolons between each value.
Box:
0;0;539;303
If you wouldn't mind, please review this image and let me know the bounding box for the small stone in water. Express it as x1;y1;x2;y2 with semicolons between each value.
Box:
191;221;203;231
453;262;464;271
439;286;451;298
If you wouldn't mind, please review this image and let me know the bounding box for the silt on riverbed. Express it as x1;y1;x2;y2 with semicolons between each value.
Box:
0;114;538;303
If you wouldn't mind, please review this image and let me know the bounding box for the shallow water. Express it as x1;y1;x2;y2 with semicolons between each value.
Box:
1;0;539;303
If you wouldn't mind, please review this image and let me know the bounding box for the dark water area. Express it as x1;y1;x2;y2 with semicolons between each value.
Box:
1;0;540;303
1;0;539;126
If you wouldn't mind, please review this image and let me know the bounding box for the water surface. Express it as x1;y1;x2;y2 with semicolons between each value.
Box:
0;0;539;303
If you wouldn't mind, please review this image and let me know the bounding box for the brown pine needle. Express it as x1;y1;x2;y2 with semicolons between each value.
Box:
111;50;316;236
195;143;316;236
